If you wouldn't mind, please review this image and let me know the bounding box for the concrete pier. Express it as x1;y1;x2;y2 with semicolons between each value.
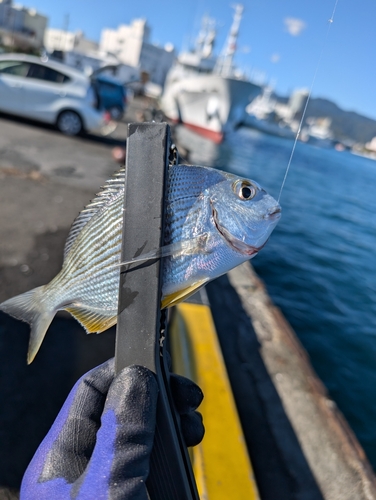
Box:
0;103;375;498
207;264;376;500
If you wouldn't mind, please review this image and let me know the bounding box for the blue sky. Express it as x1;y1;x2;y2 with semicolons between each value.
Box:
18;0;376;119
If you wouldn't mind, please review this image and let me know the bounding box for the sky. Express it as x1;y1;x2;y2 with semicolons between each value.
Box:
16;0;376;120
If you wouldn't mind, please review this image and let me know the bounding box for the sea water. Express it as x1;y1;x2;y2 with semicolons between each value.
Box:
176;125;376;470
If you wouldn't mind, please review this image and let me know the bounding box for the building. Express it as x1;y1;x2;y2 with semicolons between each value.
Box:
0;0;47;50
273;88;310;134
365;136;376;153
100;19;175;87
63;50;140;84
44;28;140;82
44;28;98;54
288;89;309;121
100;19;149;67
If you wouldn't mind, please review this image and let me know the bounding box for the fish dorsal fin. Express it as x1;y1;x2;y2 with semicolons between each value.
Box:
64;168;125;258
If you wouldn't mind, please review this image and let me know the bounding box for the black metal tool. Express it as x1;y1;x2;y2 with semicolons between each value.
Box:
115;123;199;500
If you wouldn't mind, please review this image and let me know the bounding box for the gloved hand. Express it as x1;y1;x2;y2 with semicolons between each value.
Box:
21;358;204;500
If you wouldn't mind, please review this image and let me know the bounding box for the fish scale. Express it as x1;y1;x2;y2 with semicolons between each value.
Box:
0;164;281;363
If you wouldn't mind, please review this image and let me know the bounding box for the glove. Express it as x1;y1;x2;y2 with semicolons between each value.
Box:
21;358;204;500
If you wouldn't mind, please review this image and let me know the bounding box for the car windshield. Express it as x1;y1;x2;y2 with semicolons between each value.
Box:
0;61;30;77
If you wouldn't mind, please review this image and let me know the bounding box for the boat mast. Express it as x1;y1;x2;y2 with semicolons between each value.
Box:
216;4;244;77
196;16;216;59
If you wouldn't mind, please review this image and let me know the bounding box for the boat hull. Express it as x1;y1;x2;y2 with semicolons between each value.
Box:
161;74;261;143
243;114;296;140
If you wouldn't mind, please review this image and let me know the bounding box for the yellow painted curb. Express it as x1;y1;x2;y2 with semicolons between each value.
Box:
170;302;260;500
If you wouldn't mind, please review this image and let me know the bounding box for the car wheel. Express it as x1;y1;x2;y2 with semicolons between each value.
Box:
109;106;123;120
56;110;83;136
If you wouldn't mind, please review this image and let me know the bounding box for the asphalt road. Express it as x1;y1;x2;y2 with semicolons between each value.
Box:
0;108;136;496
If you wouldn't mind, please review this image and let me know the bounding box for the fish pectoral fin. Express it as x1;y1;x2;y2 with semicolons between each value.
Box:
162;279;209;309
118;233;213;268
66;306;117;334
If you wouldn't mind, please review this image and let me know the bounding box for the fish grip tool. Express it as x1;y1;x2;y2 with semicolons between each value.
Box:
115;123;200;500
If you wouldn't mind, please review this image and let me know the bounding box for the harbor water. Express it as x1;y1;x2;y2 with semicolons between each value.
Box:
175;125;376;470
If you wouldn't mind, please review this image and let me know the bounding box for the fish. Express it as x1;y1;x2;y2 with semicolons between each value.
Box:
0;165;281;364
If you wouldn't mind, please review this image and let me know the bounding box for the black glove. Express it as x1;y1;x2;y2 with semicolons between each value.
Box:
21;358;204;500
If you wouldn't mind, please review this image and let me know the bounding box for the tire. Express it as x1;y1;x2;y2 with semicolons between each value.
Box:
56;110;83;136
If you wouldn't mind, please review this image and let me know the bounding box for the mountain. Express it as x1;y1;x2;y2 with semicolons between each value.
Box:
274;95;376;144
305;98;376;144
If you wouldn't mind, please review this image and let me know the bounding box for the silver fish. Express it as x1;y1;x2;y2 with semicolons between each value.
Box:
0;165;281;363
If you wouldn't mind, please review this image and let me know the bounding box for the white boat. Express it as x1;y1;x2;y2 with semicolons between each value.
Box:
161;5;261;143
243;114;296;140
243;86;296;139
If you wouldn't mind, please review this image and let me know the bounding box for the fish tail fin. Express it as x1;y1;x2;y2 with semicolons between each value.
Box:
0;286;55;364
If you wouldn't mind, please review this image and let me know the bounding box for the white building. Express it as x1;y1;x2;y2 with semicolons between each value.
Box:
365;137;376;153
274;88;309;128
44;28;140;82
100;19;175;87
0;0;47;49
44;28;98;54
63;49;117;75
63;50;140;84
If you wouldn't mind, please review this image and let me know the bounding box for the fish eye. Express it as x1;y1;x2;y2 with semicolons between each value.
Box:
233;180;257;201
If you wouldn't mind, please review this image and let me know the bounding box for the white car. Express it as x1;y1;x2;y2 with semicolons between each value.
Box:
0;53;108;136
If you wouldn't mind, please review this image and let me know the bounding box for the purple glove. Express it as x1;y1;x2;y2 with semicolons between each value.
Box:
21;358;204;500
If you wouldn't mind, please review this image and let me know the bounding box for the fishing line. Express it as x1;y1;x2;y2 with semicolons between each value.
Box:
277;0;339;203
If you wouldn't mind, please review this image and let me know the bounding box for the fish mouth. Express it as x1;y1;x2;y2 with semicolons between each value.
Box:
264;206;281;220
211;204;263;256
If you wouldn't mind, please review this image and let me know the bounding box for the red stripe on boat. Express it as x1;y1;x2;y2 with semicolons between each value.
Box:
182;122;224;144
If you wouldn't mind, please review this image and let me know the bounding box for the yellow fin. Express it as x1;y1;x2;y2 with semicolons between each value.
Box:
66;306;117;333
162;280;209;309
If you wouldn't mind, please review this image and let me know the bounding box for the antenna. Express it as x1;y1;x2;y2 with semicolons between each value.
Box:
216;4;244;77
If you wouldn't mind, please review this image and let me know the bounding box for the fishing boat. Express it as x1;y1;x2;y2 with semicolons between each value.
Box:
242;86;296;139
160;4;261;144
